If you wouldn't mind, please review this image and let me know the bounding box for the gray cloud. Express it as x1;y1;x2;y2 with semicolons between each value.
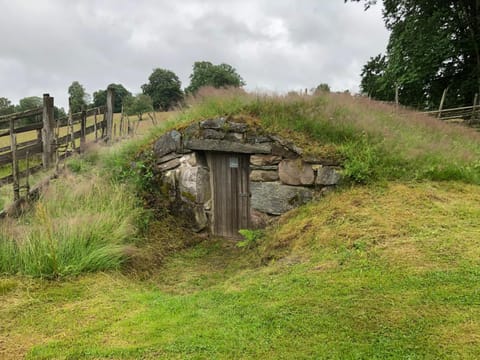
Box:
0;0;388;109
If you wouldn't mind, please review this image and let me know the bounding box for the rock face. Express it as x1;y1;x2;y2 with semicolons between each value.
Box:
250;170;279;182
154;130;182;157
250;182;313;215
152;117;342;234
250;155;282;166
316;166;342;185
279;159;315;185
184;138;272;154
178;164;210;204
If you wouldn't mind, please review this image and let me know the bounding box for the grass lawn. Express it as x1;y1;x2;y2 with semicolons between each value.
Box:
2;182;480;359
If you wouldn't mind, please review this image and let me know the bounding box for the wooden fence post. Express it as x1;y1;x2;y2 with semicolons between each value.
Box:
106;87;114;143
438;87;449;119
80;106;87;152
395;84;399;107
94;108;98;142
68;97;76;151
42;94;55;169
471;93;479;124
9;119;20;201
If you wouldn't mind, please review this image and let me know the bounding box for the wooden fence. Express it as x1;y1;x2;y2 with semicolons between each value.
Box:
422;104;480;123
0;89;115;201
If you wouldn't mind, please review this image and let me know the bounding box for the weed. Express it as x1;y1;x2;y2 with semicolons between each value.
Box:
237;229;264;249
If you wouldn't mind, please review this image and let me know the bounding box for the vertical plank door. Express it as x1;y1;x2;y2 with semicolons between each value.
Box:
207;152;250;238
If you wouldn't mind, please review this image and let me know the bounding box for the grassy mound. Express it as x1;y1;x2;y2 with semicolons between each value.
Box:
179;89;480;184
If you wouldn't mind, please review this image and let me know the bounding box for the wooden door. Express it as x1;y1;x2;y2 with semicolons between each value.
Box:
207;152;250;238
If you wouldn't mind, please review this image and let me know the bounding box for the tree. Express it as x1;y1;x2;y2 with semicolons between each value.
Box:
124;94;153;121
54;107;67;119
0;97;15;116
315;83;331;93
15;96;42;124
185;61;246;94
360;54;395;101
141;68;183;111
92;84;132;113
68;81;90;113
350;0;480;109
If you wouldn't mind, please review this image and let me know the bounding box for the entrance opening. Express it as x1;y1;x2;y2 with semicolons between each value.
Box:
207;152;250;238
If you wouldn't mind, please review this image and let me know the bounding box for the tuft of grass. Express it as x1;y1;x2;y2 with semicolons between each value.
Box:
0;170;145;278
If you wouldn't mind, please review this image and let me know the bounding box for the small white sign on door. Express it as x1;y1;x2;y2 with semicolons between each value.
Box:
229;156;239;168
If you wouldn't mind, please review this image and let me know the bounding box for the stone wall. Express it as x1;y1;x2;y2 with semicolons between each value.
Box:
153;117;342;232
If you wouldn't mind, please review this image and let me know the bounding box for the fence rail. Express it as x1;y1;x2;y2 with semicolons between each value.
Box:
422;105;480;122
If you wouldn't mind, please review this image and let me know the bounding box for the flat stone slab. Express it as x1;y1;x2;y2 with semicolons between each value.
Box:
154;130;182;157
250;170;279;182
279;159;314;185
315;166;341;185
184;138;271;154
250;155;282;166
251;181;313;215
157;158;181;172
200;118;226;129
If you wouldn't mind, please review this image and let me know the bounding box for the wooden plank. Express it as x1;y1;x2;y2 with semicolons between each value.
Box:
86;107;105;117
0;143;43;166
0;164;43;187
56;123;102;145
0;122;43;137
0;138;40;154
0;107;43;125
423;105;474;115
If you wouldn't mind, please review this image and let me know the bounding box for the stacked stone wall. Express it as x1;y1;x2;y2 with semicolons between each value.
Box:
153;118;342;232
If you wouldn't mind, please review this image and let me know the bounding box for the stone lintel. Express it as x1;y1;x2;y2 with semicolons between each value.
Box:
184;138;272;154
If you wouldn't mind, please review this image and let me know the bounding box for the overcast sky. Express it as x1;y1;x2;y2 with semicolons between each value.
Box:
0;0;389;110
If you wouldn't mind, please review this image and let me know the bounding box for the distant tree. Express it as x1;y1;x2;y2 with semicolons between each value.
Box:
360;54;395;101
141;68;183;111
124;94;153;121
16;96;42;113
68;81;90;113
15;96;43;124
0;97;15;116
54;107;67;119
315;83;331;93
185;61;246;94
92;84;132;113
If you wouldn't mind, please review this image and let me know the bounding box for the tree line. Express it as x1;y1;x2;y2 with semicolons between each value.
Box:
0;60;245;123
350;0;480;110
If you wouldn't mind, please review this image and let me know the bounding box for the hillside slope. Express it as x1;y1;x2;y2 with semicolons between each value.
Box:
2;182;480;359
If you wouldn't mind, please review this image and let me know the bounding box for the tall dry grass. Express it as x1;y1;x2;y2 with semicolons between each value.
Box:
177;88;480;184
0;169;145;278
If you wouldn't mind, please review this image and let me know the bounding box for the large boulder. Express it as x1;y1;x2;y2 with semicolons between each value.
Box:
178;164;211;204
154;130;182;157
279;159;314;185
250;182;313;215
315;166;341;185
